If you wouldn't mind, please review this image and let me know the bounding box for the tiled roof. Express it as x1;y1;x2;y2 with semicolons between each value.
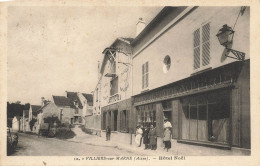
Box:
53;96;74;108
66;92;83;109
82;93;93;106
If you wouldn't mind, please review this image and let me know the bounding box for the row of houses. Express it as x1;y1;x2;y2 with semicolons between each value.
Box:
84;6;250;152
13;91;93;133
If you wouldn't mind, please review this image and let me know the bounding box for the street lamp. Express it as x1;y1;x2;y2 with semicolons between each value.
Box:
216;24;245;61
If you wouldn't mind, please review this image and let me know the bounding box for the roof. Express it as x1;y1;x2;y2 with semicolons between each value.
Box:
82;93;93;106
31;105;41;113
36;102;51;114
131;7;188;46
66;92;83;109
53;96;74;108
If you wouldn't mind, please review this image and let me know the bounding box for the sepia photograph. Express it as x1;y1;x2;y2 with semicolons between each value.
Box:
1;1;259;165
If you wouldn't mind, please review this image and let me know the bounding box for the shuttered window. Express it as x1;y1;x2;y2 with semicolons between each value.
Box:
193;29;200;69
193;23;210;70
142;61;149;89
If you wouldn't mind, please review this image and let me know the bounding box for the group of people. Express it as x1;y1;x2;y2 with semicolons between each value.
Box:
135;124;157;150
135;118;172;152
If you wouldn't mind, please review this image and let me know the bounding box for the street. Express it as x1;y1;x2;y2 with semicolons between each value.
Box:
11;133;135;156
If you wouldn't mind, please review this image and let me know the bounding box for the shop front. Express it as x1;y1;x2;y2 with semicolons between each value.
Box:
179;89;231;147
133;60;250;150
101;98;132;144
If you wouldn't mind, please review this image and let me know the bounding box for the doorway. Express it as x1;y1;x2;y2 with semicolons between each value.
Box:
113;110;118;131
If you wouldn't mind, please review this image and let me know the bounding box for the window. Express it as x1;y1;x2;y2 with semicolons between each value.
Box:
137;104;156;128
75;108;79;114
110;76;118;96
181;90;230;144
142;61;149;89
193;23;210;70
163;55;171;73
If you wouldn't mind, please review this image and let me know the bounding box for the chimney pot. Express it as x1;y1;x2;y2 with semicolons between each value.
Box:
136;17;146;37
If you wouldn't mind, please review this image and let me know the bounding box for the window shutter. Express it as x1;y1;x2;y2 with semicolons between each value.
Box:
202;23;210;66
193;29;200;69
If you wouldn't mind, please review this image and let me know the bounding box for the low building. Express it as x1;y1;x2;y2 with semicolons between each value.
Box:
22;109;30;132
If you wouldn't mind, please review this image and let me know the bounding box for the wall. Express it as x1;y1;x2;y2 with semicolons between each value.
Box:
40;103;60;121
132;7;250;96
99;40;132;108
232;60;250;149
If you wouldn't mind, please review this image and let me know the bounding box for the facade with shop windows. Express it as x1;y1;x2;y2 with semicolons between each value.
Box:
131;6;250;151
94;37;133;142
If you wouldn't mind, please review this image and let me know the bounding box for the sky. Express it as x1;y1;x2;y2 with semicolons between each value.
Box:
7;6;163;105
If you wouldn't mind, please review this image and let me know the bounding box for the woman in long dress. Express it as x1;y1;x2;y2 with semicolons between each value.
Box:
135;126;143;147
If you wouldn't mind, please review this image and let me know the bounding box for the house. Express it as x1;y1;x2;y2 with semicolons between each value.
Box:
22;109;30;132
95;37;133;139
66;91;83;124
52;95;76;124
130;6;250;152
78;93;93;124
29;105;41;121
28;105;41;132
11;116;21;131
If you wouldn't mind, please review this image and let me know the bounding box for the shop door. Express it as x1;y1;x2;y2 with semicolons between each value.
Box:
113;110;118;131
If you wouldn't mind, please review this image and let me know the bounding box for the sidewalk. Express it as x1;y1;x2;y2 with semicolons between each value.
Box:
68;125;250;156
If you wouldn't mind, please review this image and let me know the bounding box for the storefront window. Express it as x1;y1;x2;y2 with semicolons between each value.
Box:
137;104;156;128
181;90;230;144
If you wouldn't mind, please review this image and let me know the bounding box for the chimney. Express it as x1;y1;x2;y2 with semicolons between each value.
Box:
41;97;45;107
136;17;146;37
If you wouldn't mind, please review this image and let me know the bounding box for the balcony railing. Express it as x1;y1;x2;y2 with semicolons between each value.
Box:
108;93;121;104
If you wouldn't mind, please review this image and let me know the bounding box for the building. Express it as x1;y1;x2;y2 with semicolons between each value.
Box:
130;6;250;152
52;95;76;124
94;37;133;140
29;105;41;122
78;93;93;124
28;105;41;132
22;109;30;132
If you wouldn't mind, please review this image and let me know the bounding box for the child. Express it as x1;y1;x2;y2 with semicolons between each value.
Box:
163;127;171;152
106;126;111;141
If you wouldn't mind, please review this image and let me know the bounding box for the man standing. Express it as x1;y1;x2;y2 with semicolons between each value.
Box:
148;124;157;150
106;126;111;141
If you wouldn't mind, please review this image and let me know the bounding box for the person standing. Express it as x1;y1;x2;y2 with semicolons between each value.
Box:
139;125;144;147
163;127;172;152
143;126;150;150
135;125;143;147
148;124;157;150
106;126;111;141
